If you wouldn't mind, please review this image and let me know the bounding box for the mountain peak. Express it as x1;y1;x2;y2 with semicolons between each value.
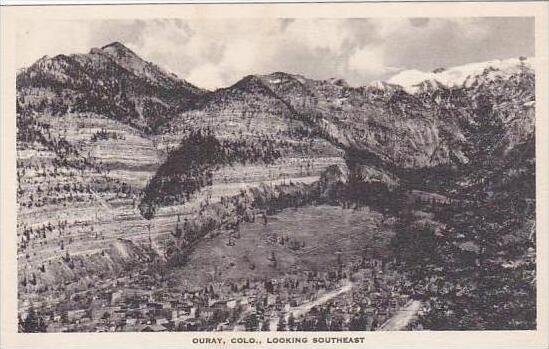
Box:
232;75;270;91
259;71;308;86
327;77;349;87
100;42;138;58
95;41;202;93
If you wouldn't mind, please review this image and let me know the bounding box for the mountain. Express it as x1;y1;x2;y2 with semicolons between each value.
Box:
139;56;535;216
17;42;205;133
387;57;533;93
98;42;199;93
140;72;346;215
15;43;535;331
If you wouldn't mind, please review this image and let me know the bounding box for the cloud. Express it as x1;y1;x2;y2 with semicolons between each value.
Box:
186;63;226;91
348;45;387;75
16;19;94;69
16;17;534;89
451;18;492;40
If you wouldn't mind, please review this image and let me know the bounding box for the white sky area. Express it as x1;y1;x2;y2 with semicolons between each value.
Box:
16;17;534;90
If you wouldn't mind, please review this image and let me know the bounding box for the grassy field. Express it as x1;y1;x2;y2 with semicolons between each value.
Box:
170;204;395;289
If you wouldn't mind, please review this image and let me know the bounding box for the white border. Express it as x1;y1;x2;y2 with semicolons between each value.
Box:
1;2;548;349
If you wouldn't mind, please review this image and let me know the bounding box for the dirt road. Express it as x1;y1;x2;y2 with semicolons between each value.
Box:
377;300;422;331
269;281;354;330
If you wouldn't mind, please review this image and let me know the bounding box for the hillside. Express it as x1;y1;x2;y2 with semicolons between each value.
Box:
140;73;346;216
15;42;200;304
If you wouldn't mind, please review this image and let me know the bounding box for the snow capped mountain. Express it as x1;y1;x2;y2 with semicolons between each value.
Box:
386;57;534;93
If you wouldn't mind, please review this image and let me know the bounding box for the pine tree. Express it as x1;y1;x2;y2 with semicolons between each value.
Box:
245;313;259;331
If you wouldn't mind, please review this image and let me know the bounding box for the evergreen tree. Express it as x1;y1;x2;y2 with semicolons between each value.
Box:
244;313;259;331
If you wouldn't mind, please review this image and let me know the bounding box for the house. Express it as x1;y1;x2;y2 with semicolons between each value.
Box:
247;295;257;304
155;317;169;326
200;308;214;319
67;309;87;322
226;299;237;309
171;309;180;319
91;308;109;320
80;316;91;324
111;310;126;321
160;302;172;309
175;313;195;322
216;321;230;331
210;300;228;311
111;290;124;305
233;324;246;331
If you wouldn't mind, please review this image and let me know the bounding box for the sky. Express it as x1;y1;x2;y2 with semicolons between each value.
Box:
16;17;534;90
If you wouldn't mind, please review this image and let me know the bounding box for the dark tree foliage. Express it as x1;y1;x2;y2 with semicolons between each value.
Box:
19;306;47;333
392;79;536;330
139;129;281;218
244;313;259;331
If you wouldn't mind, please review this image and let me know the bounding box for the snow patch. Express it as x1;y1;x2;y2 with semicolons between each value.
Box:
387;57;534;94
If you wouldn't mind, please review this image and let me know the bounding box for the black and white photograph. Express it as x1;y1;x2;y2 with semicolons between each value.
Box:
1;2;548;348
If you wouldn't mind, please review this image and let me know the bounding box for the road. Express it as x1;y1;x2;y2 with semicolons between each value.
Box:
269;281;354;330
377;300;422;331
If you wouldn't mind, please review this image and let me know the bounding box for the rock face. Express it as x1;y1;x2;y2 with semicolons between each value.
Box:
16;42;535;310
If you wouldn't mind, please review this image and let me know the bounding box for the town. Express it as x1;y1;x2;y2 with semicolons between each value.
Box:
20;252;419;332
